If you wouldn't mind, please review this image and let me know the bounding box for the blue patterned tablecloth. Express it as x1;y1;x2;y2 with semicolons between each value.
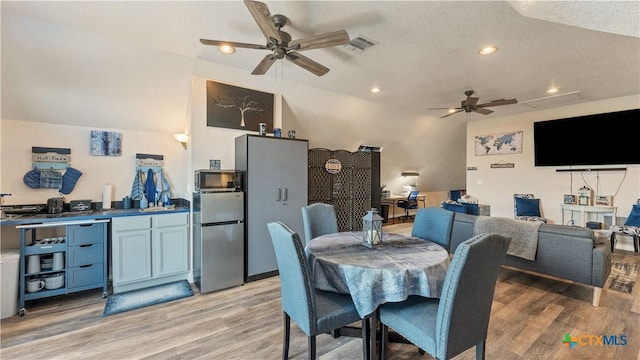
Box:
305;232;450;317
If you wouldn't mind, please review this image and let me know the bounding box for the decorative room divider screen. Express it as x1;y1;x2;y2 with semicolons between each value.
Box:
308;148;379;232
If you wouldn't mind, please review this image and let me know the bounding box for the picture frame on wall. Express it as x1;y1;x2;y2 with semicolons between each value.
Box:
563;194;577;205
474;131;523;156
210;160;221;170
90;130;122;156
206;80;274;132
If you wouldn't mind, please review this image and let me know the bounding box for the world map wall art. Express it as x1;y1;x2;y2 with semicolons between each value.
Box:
474;131;523;156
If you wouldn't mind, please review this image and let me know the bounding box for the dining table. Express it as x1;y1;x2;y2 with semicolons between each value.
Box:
305;231;450;360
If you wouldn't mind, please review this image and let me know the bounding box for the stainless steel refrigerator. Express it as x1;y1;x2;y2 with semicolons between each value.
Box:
193;191;244;293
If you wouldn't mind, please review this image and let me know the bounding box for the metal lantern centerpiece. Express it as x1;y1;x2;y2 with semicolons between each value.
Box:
362;208;383;248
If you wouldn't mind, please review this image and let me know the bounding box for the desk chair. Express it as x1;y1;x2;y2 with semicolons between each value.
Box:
398;191;420;222
379;233;511;360
266;222;367;360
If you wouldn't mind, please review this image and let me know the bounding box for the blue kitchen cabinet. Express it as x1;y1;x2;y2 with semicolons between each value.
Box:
17;219;109;316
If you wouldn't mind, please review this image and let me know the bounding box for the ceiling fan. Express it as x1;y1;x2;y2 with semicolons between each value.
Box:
200;0;350;77
429;90;518;118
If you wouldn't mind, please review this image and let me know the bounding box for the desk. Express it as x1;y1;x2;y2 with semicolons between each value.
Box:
306;231;449;360
382;194;427;223
561;204;617;228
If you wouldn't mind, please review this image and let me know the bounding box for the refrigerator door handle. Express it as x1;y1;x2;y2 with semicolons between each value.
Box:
276;188;282;201
282;187;288;201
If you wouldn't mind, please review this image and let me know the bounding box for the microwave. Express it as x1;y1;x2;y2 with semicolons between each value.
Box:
194;170;242;192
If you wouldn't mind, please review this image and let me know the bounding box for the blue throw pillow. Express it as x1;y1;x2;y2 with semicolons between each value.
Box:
624;204;640;227
442;202;465;213
515;197;541;217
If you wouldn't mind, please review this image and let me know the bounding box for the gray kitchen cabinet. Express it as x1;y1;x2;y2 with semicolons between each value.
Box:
235;135;308;282
111;213;189;293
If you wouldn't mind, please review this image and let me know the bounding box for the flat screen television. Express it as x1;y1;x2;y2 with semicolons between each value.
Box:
533;108;640;167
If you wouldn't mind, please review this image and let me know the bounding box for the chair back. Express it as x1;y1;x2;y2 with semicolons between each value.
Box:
407;190;419;203
301;203;339;243
411;207;455;251
267;221;316;335
436;233;511;359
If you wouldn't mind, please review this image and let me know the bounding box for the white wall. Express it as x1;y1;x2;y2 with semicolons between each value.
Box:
466;94;640;249
0;119;189;207
190;59;468;197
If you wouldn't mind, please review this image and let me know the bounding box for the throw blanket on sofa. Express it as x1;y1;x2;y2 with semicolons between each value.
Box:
474;217;542;260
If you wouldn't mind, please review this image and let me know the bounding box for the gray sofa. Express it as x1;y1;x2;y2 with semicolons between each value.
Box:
449;213;612;306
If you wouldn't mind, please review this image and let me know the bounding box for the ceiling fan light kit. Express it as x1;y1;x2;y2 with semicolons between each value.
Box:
200;0;350;77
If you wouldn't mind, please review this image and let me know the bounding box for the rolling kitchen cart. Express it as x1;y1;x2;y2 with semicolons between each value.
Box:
17;219;109;316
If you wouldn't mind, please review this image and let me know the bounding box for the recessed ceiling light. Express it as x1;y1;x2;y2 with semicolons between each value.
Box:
218;45;236;54
479;46;497;55
546;86;559;94
370;87;381;93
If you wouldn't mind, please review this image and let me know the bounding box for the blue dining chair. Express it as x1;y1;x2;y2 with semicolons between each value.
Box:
266;221;367;360
301;203;339;244
379;233;511;360
411;207;455;252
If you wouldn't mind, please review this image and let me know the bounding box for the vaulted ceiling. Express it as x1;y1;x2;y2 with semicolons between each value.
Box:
2;1;639;130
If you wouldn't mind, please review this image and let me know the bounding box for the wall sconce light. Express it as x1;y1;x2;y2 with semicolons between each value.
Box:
174;133;189;150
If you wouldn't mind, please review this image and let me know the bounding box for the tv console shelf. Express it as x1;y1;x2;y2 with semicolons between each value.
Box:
555;167;627;172
560;204;617;228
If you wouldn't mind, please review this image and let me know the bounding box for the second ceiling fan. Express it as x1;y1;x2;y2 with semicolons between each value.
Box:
429;90;518;118
200;0;350;77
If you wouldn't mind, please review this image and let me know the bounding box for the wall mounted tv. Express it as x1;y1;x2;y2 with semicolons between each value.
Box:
533;108;640;167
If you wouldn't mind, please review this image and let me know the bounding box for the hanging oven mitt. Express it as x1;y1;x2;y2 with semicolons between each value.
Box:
60;167;83;195
144;168;156;206
23;169;41;189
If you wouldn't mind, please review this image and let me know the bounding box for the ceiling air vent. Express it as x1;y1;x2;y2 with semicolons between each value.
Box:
521;91;584;109
346;35;378;53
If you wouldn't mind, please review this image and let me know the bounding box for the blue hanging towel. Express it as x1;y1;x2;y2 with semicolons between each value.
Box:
145;168;156;205
157;169;172;205
130;170;144;200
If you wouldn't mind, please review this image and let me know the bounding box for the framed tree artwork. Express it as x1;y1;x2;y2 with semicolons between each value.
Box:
206;80;274;132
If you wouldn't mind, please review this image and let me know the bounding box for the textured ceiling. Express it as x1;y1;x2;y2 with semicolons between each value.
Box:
2;0;639;121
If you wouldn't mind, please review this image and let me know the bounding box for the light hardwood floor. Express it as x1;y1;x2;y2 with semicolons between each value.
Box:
1;222;639;360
